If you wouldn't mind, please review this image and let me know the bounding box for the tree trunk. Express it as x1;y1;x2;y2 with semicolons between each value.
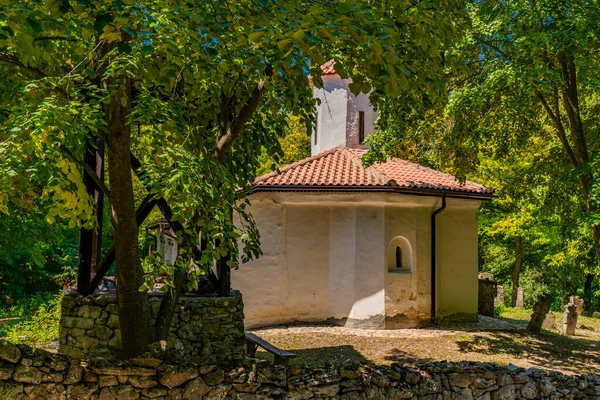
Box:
583;273;595;314
579;176;599;300
154;270;186;341
91;138;105;272
76;138;97;296
105;77;154;359
511;236;522;307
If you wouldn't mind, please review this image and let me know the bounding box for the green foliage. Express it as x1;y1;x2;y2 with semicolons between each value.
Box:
0;196;77;308
367;0;600;314
0;292;58;319
493;301;506;317
0;0;464;295
5;293;61;347
257;115;311;176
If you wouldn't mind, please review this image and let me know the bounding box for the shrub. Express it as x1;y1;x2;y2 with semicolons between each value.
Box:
5;293;61;348
494;301;506;317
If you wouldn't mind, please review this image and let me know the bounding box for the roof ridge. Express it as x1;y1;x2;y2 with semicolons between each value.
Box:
339;148;394;186
254;147;341;184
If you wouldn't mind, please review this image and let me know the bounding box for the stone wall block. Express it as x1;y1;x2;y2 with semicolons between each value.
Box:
107;314;120;329
61;316;95;330
59;291;246;368
77;305;103;319
0;341;21;364
13;365;42;384
159;365;199;389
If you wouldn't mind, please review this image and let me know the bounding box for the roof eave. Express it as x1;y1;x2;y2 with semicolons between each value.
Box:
249;184;495;201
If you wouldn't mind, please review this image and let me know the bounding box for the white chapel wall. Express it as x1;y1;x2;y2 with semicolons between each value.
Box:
436;199;482;321
231;198;290;327
233;192;482;329
312;77;348;155
312;75;378;156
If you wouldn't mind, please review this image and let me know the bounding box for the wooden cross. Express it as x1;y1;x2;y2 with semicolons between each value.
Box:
76;139;230;296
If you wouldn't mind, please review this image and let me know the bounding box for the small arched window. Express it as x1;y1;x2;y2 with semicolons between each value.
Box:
395;246;402;269
387;236;412;273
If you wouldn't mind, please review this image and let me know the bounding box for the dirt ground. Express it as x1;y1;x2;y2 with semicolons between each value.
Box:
250;308;600;375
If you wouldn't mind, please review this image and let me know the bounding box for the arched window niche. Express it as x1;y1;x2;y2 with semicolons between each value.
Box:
387;236;412;273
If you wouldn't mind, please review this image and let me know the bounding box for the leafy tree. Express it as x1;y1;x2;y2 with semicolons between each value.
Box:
0;0;465;357
257;115;311;176
370;0;600;308
450;0;600;297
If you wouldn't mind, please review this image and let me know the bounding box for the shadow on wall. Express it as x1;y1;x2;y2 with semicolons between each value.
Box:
456;331;600;375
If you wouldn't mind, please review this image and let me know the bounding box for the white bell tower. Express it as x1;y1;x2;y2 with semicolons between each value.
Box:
311;65;378;156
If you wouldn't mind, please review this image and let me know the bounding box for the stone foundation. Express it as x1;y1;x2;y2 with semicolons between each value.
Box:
0;341;599;399
59;290;245;368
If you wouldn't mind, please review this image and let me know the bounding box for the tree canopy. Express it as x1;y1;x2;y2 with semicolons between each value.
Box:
0;0;465;356
368;0;600;311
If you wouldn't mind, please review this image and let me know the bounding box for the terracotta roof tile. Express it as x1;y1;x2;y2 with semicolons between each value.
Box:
308;59;338;84
320;59;337;76
253;147;494;197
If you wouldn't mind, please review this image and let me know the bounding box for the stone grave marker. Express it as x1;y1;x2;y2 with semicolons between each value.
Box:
496;285;504;305
527;294;552;333
516;287;524;308
563;303;578;335
569;296;584;316
478;273;496;317
593;311;600;319
542;312;557;330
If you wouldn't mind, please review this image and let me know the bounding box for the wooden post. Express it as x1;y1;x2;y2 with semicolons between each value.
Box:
90;194;158;292
217;255;231;297
91;138;105;272
77;139;97;295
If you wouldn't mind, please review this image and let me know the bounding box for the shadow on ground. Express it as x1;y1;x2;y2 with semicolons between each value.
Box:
256;345;367;368
455;330;600;374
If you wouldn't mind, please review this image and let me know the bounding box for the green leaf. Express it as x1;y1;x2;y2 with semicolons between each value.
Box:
248;31;264;42
336;2;353;14
26;18;43;34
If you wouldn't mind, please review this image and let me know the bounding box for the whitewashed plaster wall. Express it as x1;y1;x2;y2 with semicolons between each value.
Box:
311;75;378;156
232;192;481;329
436;199;481;321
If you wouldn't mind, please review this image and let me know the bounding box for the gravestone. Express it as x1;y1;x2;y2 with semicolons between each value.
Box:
593;311;600;319
563;303;578;335
569;296;584;316
527;294;552;333
516;287;524;308
478;274;497;317
542;312;557;330
496;285;504;305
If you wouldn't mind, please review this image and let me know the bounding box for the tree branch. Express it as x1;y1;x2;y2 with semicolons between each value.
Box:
474;37;511;62
214;64;273;162
33;36;77;42
61;145;111;198
0;53;47;78
557;52;589;164
535;89;578;167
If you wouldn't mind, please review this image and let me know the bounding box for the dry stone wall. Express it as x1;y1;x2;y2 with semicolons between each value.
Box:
0;342;599;399
60;290;245;368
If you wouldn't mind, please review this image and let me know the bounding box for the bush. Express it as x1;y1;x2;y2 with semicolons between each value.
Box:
5;293;61;348
494;301;506;317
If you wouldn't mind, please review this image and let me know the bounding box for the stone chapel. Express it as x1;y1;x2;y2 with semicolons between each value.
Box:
232;61;494;329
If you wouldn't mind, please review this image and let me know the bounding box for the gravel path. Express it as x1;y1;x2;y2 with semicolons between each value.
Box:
250;315;525;338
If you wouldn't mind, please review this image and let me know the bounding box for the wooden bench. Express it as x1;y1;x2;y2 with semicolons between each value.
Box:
245;332;296;366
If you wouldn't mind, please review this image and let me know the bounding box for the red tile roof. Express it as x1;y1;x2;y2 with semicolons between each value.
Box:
308;59;338;84
320;59;337;76
252;147;494;198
